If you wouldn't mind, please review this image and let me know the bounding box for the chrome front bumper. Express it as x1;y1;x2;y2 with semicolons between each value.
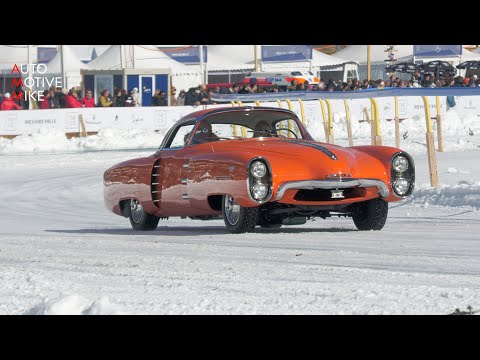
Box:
275;179;390;201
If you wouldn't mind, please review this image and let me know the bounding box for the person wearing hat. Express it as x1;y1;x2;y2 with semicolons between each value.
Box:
0;92;22;110
64;88;82;108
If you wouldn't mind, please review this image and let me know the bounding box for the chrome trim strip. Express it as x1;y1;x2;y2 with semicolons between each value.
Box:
182;193;189;199
275;178;390;201
181;178;188;184
182;163;189;168
152;182;159;185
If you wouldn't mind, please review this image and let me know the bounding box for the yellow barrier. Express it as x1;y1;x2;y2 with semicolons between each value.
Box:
324;99;334;144
369;98;382;145
435;96;443;152
421;96;439;187
297;98;306;125
343;99;353;146
276;99;283;108
79;114;87;138
319;100;328;142
255;100;261;107
285;99;294;137
394;96;400;148
237;101;244;107
231;101;235;107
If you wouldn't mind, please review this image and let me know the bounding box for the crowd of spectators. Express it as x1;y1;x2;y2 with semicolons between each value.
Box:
1;72;479;111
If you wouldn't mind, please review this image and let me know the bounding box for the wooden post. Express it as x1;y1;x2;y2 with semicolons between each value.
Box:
373;98;382;146
343;99;353;146
435;96;443;152
231;101;238;136
367;45;371;81
79;114;87;138
325;99;334;144
319;99;328;142
421;96;439;188
394;96;400;148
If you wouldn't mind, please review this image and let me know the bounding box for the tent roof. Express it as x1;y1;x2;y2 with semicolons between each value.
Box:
334;45;413;65
45;45;90;73
88;45;201;75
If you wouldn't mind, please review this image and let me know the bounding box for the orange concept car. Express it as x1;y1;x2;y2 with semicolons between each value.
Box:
104;106;415;233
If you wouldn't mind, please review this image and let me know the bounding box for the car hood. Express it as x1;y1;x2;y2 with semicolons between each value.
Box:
212;138;388;180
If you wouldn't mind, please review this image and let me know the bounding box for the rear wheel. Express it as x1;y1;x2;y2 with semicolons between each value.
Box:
222;195;258;234
128;199;160;231
352;198;388;231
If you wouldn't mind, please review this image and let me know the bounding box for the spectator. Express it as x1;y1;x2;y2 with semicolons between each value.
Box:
170;87;177;106
304;80;310;90
296;83;305;91
452;76;464;87
98;89;113;107
185;87;201;106
112;89;125;107
152;90;168;106
228;83;240;94
81;89;96;108
64;88;82;108
176;90;186;106
239;84;251;94
131;87;141;106
54;87;66;108
287;79;297;91
1;92;22;110
327;84;335;92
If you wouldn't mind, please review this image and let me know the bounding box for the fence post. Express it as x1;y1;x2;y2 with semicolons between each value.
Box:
237;101;244;106
370;99;376;145
325;99;334;144
231;101;236;107
435;96;443;152
421;96;439;188
255;100;261;107
276;99;283;108
394;96;400;148
343;99;353;146
369;98;382;145
319;99;328;142
79;114;87;138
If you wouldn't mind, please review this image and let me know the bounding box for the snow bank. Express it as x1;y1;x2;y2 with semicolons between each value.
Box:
411;183;480;209
0;128;164;154
25;294;124;315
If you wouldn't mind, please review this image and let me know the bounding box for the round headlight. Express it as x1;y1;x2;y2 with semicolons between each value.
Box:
393;178;409;195
251;161;267;178
251;182;268;200
393;156;409;172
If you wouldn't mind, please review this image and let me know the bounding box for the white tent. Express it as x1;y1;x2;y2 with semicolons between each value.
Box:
43;45;89;89
0;45;31;71
88;45;202;91
335;45;414;64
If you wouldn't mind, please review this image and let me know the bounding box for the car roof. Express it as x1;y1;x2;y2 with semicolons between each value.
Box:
179;106;298;124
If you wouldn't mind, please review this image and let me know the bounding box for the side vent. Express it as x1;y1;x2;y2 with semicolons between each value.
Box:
151;159;161;207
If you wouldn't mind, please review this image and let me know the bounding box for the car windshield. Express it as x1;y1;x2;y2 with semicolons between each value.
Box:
187;109;311;145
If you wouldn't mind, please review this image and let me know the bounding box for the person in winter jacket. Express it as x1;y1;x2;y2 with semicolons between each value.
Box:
451;76;465;87
185;87;201;106
64;88;82;108
98;90;113;107
39;90;50;109
176;90;186;106
0;93;22;110
81;90;96;108
152;90;168;106
113;89;126;107
131;87;141;107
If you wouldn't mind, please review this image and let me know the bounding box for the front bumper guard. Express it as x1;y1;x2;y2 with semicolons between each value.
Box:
275;178;390;201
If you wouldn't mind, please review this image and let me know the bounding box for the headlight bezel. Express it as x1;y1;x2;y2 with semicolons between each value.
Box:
250;161;267;178
390;152;415;198
247;157;272;203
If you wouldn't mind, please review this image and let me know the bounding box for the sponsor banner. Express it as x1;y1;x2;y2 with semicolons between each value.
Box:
161;46;207;64
0;98;479;137
413;45;462;57
261;45;313;62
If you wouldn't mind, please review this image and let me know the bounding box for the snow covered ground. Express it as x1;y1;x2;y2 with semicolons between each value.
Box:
1;116;480;314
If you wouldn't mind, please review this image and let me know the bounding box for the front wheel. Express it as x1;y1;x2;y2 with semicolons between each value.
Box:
352;198;388;231
222;195;258;234
128;199;160;231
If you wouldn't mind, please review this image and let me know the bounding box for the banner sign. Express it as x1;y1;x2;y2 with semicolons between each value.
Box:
37;47;58;64
160;46;207;63
413;45;462;57
261;45;313;62
210;87;480;102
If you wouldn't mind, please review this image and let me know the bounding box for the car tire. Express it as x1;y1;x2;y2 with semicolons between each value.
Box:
222;195;258;234
128;199;160;231
352;198;388;231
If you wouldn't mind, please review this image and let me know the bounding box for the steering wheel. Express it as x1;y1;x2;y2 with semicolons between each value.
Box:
277;128;298;138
